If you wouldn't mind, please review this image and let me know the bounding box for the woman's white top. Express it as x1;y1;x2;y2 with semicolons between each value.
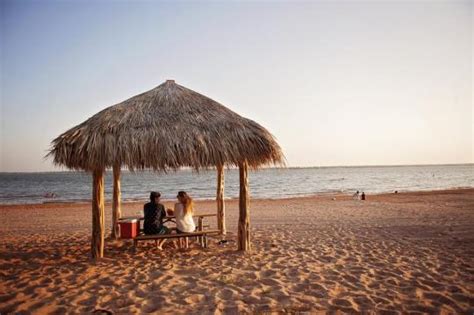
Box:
174;203;196;233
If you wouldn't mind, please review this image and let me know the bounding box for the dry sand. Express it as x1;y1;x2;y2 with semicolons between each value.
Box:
1;189;473;314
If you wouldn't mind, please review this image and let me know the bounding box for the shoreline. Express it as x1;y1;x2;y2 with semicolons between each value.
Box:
1;162;473;174
1;187;473;208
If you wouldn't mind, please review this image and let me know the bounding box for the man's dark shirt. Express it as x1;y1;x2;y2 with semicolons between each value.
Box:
143;202;166;235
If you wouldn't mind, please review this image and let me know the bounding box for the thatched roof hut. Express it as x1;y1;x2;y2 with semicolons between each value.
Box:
48;80;284;258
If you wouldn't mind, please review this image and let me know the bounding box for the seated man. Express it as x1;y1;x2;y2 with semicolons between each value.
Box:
143;191;169;248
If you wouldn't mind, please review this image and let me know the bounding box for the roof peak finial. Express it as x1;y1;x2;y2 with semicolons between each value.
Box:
166;79;175;84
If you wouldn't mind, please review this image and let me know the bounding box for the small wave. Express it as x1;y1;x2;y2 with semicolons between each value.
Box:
0;193;47;199
327;178;345;182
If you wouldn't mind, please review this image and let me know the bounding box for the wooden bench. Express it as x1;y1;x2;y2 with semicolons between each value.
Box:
133;229;220;250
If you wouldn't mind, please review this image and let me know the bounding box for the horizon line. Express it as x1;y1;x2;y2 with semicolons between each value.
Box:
1;162;472;173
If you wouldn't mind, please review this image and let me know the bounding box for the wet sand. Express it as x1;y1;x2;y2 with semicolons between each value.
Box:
1;189;473;314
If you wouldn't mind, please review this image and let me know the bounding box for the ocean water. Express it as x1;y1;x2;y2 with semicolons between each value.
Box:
0;164;472;205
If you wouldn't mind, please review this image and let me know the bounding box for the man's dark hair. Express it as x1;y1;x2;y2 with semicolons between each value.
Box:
150;191;161;201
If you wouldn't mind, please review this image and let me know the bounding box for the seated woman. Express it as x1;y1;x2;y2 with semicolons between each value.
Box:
169;191;196;248
143;191;169;249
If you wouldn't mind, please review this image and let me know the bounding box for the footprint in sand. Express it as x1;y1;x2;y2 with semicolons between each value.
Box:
142;299;164;313
423;291;464;313
307;283;328;298
217;288;236;301
352;295;374;310
404;302;436;314
260;278;282;287
77;295;97;306
329;298;357;312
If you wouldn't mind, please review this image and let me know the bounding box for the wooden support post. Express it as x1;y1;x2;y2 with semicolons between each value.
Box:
216;164;226;235
198;217;204;246
91;169;105;259
238;161;250;251
111;164;122;239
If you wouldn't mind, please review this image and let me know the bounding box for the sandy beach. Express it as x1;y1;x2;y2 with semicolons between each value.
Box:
1;189;473;314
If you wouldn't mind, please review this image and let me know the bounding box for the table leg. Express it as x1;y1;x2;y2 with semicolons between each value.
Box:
198;217;204;246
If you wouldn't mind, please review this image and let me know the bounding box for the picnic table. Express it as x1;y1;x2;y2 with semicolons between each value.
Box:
119;213;217;232
118;213;219;249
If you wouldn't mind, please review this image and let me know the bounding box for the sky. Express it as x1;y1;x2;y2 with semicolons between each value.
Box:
0;0;472;172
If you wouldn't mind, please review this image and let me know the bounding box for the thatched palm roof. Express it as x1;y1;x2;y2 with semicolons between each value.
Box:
48;80;284;171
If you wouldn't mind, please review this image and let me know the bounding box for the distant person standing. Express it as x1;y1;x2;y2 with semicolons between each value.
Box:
352;191;360;200
361;192;366;200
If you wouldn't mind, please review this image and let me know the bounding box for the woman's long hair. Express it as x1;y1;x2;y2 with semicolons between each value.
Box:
178;191;194;216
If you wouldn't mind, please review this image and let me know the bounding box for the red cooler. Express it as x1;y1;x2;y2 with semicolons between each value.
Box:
118;219;139;239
